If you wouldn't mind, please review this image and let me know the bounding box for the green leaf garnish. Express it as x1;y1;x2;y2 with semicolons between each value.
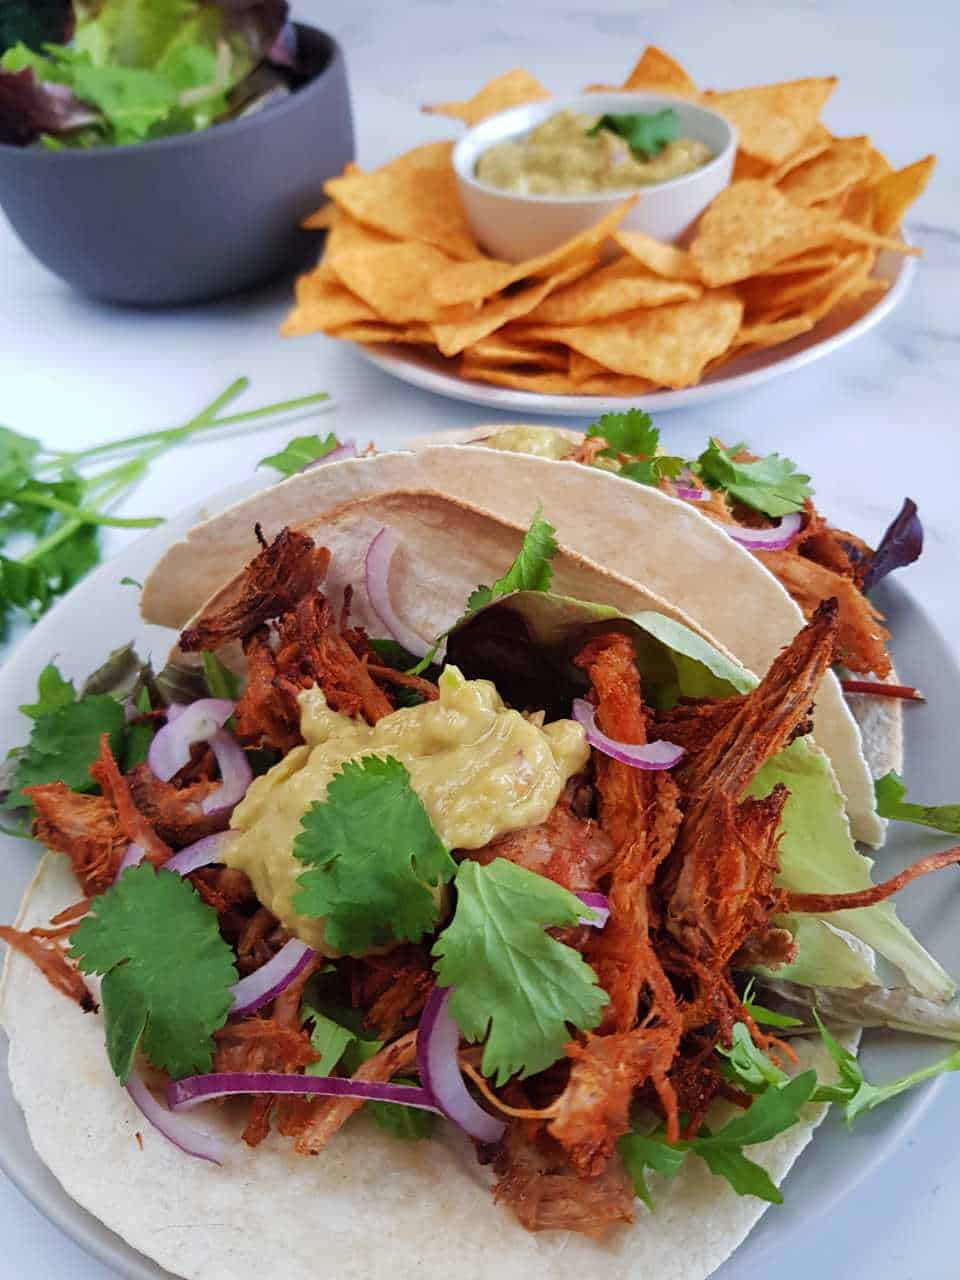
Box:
466;505;558;614
694;439;813;517
741;978;804;1029
370;1077;436;1141
259;433;341;478
584;410;683;487
123;684;155;770
432;858;608;1085
294;755;457;954
588;108;680;161
19;662;76;719
874;770;960;836
201;650;241;701
69;864;236;1083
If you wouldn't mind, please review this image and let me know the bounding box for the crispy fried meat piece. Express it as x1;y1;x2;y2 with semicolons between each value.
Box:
366;663;439;701
234;595;394;751
189;866;255;915
26;783;126;895
350;944;435;1040
464;782;614;892
90;734;171;866
293;1031;417;1155
0;927;95;1012
125;764;227;846
664;602;839;969
179;527;330;652
755;548;890;677
491;1117;635;1235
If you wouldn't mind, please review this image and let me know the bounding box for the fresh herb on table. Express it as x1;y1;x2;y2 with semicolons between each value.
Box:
587;107;680;161
0;0;300;149
0;377;328;639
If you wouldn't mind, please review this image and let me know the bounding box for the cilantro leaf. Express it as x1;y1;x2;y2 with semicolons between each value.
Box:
586;409;659;459
433;858;608;1085
618;1130;686;1209
620;455;685;487
259;433;340;478
370;1077;436;1140
874;770;960;836
123;684;154;770
695;439;813;517
588;108;679;161
70;865;236;1082
19;662;75;719
8;686;125;807
466;505;558;614
294;755;457;954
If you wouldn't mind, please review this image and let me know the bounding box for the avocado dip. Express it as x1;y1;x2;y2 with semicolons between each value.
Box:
224;666;589;953
475;109;712;196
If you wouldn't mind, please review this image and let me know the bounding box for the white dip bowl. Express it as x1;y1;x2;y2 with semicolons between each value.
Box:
453;92;736;262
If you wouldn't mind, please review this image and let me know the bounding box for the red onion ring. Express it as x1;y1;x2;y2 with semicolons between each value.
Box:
571;699;685;771
164;831;233;876
148;699;235;781
416;986;505;1144
229;939;316;1019
127;1066;225;1165
675;485;708;501
574;891;610;929
169;1072;440;1113
723;512;803;552
201;729;253;815
365;527;435;660
114;842;146;883
302;439;357;470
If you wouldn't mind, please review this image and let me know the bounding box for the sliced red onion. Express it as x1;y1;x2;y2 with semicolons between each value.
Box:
169;1072;440;1114
571;699;685;771
302;439;357;470
165;831;233;877
575;891;610;929
723;512;804;552
127;1066;225;1165
675;485;708;501
365;527;436;660
114;842;146;883
230;939;316;1019
201;729;253;815
148;700;235;781
416;986;505;1144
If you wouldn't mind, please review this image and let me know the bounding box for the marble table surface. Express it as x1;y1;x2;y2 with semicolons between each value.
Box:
0;1;958;1276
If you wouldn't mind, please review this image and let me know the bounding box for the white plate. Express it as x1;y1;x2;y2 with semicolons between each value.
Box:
355;248;915;416
0;489;957;1280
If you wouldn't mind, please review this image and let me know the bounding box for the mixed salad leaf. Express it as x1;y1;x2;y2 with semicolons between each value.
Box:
0;0;297;148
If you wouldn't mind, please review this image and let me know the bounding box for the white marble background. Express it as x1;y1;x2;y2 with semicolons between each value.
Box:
0;1;958;1275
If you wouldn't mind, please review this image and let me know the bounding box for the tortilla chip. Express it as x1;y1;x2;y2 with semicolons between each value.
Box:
523;256;701;324
432;260;592;356
328;241;459;324
614;230;701;281
465;335;569;371
587;46;698;99
732;152;774;182
281;276;380;337
865;145;894;184
422;69;552;125
430;200;635;306
324;143;479;261
302;202;339;230
690;181;837;285
833;220;920;254
779;136;871;207
732;314;817;351
702;77;837;164
740;250;871;320
459;362;657;396
337;323;435;344
757;249;842;276
521;292;743;388
324;215;397;260
766;124;833;184
870;155;935;236
567;350;610;384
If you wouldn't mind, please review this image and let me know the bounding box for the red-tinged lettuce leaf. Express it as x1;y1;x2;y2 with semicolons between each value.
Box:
862;498;923;592
0;0;74;55
0;66;98;145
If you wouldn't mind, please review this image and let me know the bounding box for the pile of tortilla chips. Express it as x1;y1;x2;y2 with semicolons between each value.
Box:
283;47;934;395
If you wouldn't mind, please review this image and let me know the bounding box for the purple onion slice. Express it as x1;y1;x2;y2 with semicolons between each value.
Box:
416;986;505;1144
571;699;685;771
229;939;316;1019
169;1072;439;1113
723;512;803;552
365;527;435;660
148;699;235;781
126;1067;226;1165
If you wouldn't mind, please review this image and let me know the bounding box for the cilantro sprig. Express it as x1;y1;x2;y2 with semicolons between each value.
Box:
259;433;340;478
466;505;558;614
69;864;237;1083
587;108;680;161
585;410;683;487
433;858;608;1084
294;755;457;954
0;378;328;640
694;439;813;517
874;771;960;836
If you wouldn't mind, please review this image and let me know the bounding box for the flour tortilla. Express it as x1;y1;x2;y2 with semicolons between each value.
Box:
142;445;885;845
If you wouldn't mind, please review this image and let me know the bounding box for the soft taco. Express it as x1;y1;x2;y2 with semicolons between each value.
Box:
139;429;915;847
1;485;958;1280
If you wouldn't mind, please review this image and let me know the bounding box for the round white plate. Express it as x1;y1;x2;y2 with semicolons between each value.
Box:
355;248;915;416
0;489;957;1280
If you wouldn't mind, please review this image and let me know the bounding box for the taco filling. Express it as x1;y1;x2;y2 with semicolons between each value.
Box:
2;507;958;1243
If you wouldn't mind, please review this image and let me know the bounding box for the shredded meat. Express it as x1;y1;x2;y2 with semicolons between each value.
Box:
0;927;95;1012
89;734;171;865
213;1016;318;1075
26;783;126;895
125;764;227;846
366;664;440;701
179;527;330;652
351;945;435;1040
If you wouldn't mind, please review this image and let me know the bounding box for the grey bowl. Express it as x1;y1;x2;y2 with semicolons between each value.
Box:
0;24;353;305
